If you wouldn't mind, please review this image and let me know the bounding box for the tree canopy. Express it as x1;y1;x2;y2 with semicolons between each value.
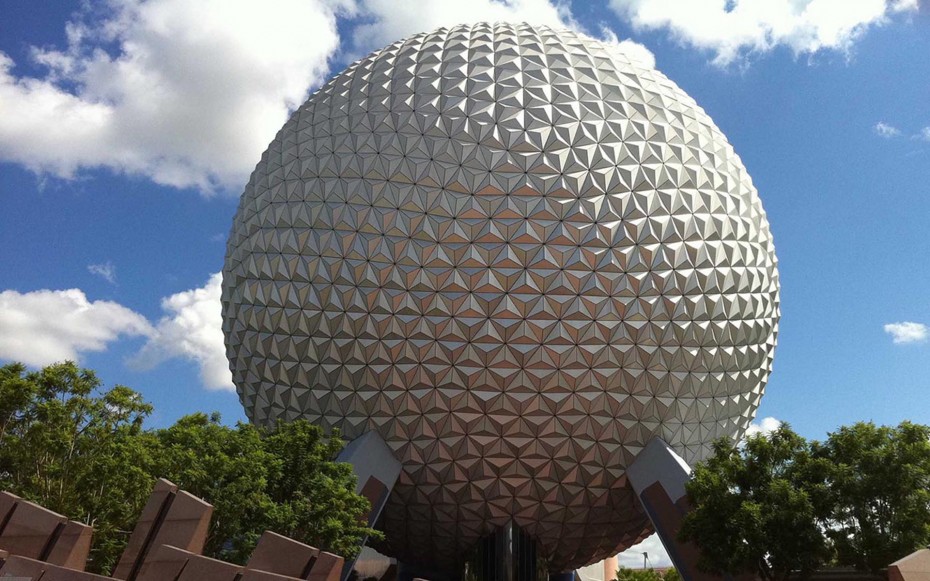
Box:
816;421;930;572
0;362;376;575
679;422;930;580
678;425;832;581
4;361;927;579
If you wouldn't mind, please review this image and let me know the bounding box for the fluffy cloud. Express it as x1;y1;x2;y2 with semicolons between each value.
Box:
0;274;232;389
745;416;783;438
884;321;928;344
610;0;918;66
88;261;117;284
918;127;930;141
0;0;652;194
874;121;901;138
597;25;657;69
0;0;345;193
0;288;152;366
129;273;232;390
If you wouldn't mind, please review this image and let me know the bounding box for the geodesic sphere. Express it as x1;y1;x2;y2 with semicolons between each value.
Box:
221;22;779;574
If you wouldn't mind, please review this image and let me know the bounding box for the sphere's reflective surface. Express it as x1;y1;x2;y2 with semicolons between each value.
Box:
222;22;779;573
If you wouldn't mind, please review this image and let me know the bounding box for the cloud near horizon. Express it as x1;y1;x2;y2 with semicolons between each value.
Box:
0;275;232;390
745;416;783;438
617;532;672;568
0;288;153;367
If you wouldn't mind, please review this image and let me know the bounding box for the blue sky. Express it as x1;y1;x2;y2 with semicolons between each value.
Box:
1;0;928;565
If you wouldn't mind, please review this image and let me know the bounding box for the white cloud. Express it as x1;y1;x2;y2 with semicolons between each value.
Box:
0;0;345;193
874;121;901;138
0;288;152;366
610;0;918;66
884;321;928;344
0;274;234;389
0;0;653;194
618;533;672;568
346;0;655;76
129;273;232;390
917;127;930;141
745;416;783;438
88;261;117;284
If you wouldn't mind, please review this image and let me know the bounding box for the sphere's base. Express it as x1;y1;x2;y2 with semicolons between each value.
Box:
340;435;739;581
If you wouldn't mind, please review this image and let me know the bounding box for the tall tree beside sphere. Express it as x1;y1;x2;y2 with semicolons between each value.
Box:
0;362;376;575
816;421;930;572
0;362;159;573
680;422;930;579
679;425;833;581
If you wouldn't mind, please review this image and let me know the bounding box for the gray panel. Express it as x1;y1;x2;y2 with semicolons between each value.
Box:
627;438;692;502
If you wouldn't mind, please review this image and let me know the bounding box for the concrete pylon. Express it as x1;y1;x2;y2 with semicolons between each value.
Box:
336;431;403;581
626;438;740;581
603;556;618;581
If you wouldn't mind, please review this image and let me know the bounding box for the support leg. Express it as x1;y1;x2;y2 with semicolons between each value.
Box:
336;431;403;581
626;438;739;581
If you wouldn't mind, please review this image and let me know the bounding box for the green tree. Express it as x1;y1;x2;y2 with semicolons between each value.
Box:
616;567;680;581
678;424;832;581
152;412;275;564
0;362;157;574
262;420;381;559
816;421;930;572
0;362;378;574
152;413;378;563
616;567;663;581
